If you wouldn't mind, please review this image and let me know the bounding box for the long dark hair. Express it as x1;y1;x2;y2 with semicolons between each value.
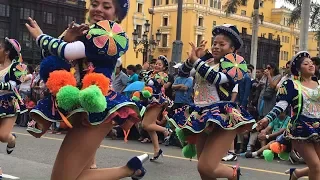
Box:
0;39;18;61
267;62;279;76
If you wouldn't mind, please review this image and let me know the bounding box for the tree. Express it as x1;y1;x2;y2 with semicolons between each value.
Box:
285;0;320;53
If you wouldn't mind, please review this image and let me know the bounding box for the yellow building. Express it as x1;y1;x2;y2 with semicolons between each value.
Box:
85;0;153;67
85;0;317;68
308;31;319;57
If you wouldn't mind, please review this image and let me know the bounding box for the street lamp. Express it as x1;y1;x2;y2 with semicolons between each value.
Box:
132;20;161;63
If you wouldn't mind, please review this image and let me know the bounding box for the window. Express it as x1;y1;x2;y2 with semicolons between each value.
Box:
137;3;143;13
197;35;203;47
162;34;168;47
210;0;214;7
65;16;75;25
20;31;32;48
155;0;162;6
198;17;204;26
0;28;8;39
20;8;34;20
241;0;247;6
163;17;168;26
136;25;142;38
260;1;264;7
242;27;247;34
165;0;169;4
43;12;54;24
212;21;216;28
241;10;246;16
0;4;9;17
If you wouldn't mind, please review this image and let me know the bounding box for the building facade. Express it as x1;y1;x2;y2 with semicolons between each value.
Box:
0;0;86;65
86;0;318;68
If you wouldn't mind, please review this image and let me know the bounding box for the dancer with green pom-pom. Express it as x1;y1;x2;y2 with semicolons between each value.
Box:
258;51;320;180
25;1;150;179
168;25;256;180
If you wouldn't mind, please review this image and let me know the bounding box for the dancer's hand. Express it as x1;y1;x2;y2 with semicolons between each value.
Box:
187;42;199;64
25;17;43;39
64;22;89;42
258;118;269;128
196;40;207;58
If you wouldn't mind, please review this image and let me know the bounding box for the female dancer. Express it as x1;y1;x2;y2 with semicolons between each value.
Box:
0;38;27;154
169;24;255;180
25;4;148;180
259;51;320;180
138;55;171;160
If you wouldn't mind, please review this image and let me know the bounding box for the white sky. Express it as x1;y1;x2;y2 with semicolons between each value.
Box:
276;0;320;8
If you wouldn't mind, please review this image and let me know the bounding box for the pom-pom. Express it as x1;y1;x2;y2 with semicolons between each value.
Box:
142;90;152;98
144;86;153;94
132;91;141;101
132;91;140;98
40;56;71;82
270;142;286;154
175;128;186;144
46;70;77;95
263;150;274;162
79;85;106;113
82;73;110;96
278;152;290;161
56;85;80;111
182;144;197;159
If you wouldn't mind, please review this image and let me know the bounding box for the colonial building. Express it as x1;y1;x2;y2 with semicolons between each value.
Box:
0;0;86;65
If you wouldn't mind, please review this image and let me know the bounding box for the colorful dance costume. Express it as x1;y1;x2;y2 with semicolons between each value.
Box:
0;38;27;119
265;51;320;142
168;25;256;158
27;19;141;139
131;55;171;112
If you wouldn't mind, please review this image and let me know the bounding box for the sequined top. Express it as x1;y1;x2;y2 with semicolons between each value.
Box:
194;61;220;107
301;85;320;118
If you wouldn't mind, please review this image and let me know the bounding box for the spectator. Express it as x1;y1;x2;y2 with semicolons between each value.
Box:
171;68;193;110
135;64;142;74
257;63;282;118
311;57;320;79
111;63;128;93
277;61;293;89
19;65;33;99
127;65;139;84
243;111;290;158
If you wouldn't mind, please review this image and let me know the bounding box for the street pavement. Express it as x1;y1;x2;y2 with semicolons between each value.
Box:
0;127;307;180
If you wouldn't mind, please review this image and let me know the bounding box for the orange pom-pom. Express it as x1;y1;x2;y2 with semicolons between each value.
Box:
46;70;77;95
82;73;110;96
270;142;284;154
132;91;140;98
144;86;153;94
186;135;197;144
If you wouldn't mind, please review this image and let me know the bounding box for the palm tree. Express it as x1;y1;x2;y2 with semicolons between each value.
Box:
286;0;320;54
224;0;261;78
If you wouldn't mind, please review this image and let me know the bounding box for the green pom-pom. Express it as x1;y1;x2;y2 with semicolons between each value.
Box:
132;96;140;102
79;85;106;113
141;90;152;98
56;85;80;111
263;150;274;162
182;144;197;159
278;152;290;161
175;128;186;144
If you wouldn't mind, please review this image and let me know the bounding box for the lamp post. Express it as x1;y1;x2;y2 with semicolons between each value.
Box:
132;20;161;64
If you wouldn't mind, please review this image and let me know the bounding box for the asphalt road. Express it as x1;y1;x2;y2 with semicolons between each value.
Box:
0;127;307;180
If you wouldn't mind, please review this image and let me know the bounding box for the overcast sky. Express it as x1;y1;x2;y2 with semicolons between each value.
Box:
275;0;320;8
